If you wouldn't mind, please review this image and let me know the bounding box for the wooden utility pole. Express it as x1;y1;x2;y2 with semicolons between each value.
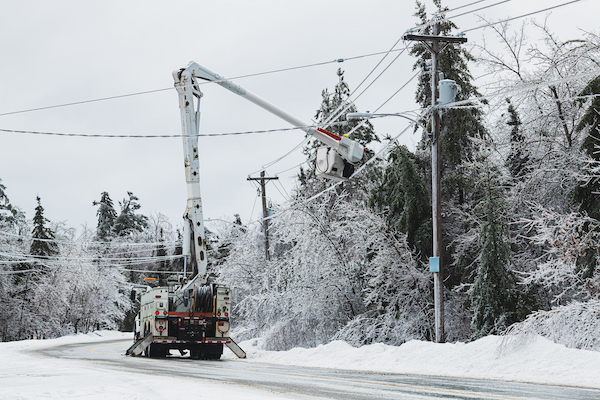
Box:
247;171;279;261
404;22;467;344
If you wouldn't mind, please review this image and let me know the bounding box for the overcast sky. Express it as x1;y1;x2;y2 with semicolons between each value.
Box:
0;0;597;234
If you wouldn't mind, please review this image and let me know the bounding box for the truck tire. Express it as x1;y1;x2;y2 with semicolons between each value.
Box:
204;344;223;360
189;347;200;359
148;343;167;358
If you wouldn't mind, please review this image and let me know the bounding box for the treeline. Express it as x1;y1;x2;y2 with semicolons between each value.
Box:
0;189;187;341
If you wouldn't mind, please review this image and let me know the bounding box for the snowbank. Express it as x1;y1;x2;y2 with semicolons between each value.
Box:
224;334;600;389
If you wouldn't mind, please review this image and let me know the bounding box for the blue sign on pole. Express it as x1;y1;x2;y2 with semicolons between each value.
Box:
429;257;440;273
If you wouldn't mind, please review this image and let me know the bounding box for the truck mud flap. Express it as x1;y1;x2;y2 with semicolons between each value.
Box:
126;333;154;356
226;337;246;359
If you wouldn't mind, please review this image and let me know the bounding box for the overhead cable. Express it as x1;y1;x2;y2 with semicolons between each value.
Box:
0;250;184;263
324;44;412;129
0;230;180;247
340;70;421;141
0;120;349;140
0;47;412;119
461;0;584;34
446;0;493;13
408;0;512;33
448;0;512;20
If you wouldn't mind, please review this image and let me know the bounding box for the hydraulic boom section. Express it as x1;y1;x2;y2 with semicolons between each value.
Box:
173;66;209;284
173;62;365;180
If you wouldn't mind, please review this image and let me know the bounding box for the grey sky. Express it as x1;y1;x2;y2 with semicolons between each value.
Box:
0;0;596;233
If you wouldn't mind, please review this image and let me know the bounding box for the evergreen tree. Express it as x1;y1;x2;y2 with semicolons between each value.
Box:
368;144;431;258
0;179;16;222
92;192;117;240
470;155;517;337
171;229;184;273
504;98;530;180
572;75;600;220
155;227;170;275
570;75;600;279
314;68;379;147
30;196;59;263
113;192;148;236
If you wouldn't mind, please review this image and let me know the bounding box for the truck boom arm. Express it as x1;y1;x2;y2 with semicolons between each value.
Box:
174;62;365;163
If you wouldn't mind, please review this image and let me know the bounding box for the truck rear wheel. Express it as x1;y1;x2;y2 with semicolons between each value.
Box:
148;343;167;358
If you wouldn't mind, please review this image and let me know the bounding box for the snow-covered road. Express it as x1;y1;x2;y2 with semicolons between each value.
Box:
2;331;599;399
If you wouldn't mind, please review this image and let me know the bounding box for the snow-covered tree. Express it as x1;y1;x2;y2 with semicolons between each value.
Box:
30;196;59;261
504;98;531;181
470;151;519;337
93;192;117;241
113;192;148;236
368;144;431;260
219;188;431;350
503;300;600;351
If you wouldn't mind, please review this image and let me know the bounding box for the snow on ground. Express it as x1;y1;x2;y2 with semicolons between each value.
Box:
223;334;600;390
0;331;284;400
1;331;599;399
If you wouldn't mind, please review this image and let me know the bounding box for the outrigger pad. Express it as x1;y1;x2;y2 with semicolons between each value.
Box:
125;333;153;356
226;338;246;359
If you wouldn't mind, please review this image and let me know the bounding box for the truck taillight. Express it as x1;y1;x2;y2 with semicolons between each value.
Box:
155;311;159;315
217;312;221;316
225;313;228;317
163;311;167;315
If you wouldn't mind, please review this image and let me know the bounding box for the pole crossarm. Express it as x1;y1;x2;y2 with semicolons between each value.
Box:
403;34;467;44
247;177;280;181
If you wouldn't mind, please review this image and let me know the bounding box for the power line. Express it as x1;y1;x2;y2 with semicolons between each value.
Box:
0;126;299;139
0;88;173;118
325;44;413;129
448;0;512;20
461;0;584;34
408;0;512;33
446;0;493;13
274;157;312;176
0;48;413;119
339;70;421;141
0;120;350;140
271;179;290;202
323;39;411;127
250;137;310;176
0;250;184;263
0;269;37;275
0;229;180;247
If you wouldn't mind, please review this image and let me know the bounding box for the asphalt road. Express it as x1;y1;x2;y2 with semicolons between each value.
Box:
36;338;600;400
